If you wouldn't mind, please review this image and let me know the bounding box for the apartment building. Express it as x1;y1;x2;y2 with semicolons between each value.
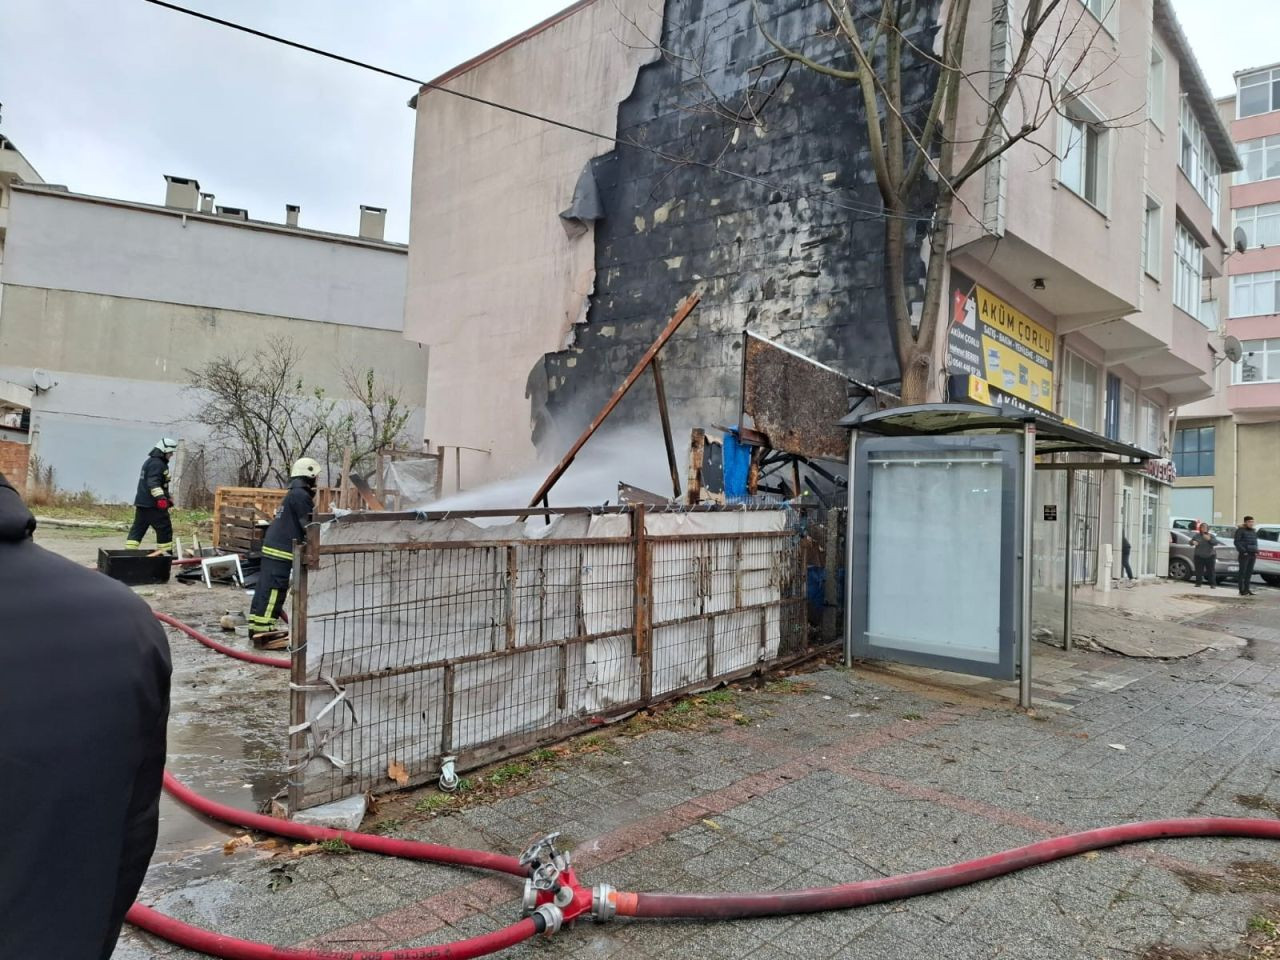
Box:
0;165;425;502
401;0;1231;597
946;0;1237;597
1174;66;1280;529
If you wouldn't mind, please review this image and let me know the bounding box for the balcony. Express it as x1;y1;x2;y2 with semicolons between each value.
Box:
1228;380;1280;420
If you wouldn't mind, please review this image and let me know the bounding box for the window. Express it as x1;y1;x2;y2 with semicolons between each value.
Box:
1233;338;1280;383
1140;399;1162;453
1079;0;1108;23
1060;107;1106;207
1235;135;1280;184
1234;202;1280;249
1105;374;1121;439
1230;271;1280;317
1148;47;1165;127
1173;427;1215;477
1063;351;1099;430
1143;197;1161;278
1104;378;1137;443
1199;298;1218;330
1173;223;1203;317
1238;67;1280;119
1179;96;1221;220
1120;385;1136;445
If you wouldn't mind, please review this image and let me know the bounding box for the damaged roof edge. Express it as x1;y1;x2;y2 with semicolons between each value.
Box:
1153;0;1241;173
416;0;600;98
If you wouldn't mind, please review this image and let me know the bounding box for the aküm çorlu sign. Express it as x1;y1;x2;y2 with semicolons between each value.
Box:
948;269;1055;412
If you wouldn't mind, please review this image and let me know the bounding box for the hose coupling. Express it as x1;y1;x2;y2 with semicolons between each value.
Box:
521;879;539;916
591;883;616;922
534;903;563;935
519;832;570;891
554;884;575;908
438;755;459;792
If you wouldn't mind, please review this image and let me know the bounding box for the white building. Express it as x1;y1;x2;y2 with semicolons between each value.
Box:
0;169;426;502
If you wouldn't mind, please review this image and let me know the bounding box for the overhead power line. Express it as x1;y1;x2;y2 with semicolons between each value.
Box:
142;0;937;224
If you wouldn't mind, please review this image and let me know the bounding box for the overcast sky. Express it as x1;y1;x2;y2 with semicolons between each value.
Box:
0;0;1273;245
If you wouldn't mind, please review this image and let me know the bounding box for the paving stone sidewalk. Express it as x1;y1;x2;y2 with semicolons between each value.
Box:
115;587;1280;960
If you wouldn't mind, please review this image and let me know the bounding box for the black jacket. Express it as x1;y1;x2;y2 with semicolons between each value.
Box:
261;477;315;562
133;449;171;508
1235;525;1259;555
0;474;171;958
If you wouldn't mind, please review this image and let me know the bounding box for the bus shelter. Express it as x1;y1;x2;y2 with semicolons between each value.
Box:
838;403;1155;707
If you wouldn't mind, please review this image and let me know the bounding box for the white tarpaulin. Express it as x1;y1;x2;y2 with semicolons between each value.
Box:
293;508;792;808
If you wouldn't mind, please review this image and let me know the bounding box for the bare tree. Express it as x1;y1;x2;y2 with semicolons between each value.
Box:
324;367;414;481
186;341;335;487
755;0;1126;402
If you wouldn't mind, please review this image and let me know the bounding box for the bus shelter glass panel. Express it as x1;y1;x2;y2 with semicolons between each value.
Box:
850;435;1019;680
1032;469;1067;645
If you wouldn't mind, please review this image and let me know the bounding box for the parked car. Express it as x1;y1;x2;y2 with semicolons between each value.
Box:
1250;524;1280;586
1168;526;1239;582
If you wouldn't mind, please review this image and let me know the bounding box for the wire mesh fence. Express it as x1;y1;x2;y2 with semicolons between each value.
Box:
288;505;833;810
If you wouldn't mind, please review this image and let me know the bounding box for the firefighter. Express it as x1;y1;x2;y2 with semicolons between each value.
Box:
126;438;178;552
0;471;171;958
248;457;320;648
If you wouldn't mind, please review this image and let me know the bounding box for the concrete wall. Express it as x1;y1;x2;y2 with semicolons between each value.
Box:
535;0;937;457
6;187;407;330
0;287;428;502
403;0;664;487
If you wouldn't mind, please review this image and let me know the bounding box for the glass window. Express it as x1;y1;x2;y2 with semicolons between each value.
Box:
1140;399;1161;453
1174;223;1203;317
1143;197;1161;277
1233;338;1280;383
1060;110;1103;206
1230;271;1280;317
1235;135;1280;184
1233;202;1280;248
1080;0;1106;20
1179;95;1221;218
1173;426;1215;477
1238;67;1280;118
1120;385;1136;445
1148;47;1165;127
1063;351;1099;430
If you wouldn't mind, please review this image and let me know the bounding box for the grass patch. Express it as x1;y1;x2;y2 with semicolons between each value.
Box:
319;839;354;855
489;762;531;785
900;712;923;722
413;793;454;814
366;818;404;835
1236;794;1280;817
531;748;558;763
703;690;735;704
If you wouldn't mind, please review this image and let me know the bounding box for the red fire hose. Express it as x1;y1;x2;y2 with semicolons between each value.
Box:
135;615;1280;958
609;817;1280;919
154;611;290;668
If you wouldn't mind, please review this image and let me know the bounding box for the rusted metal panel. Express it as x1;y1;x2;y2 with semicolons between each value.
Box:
741;332;856;462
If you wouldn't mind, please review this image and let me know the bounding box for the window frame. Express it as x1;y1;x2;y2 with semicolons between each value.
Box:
1235;135;1280;185
1173;222;1203;318
1062;350;1100;431
1233;338;1280;384
1143;196;1162;279
1059;101;1108;210
1229;271;1280;318
1173;426;1215;478
1148;46;1166;129
1237;67;1280;119
1233;202;1280;249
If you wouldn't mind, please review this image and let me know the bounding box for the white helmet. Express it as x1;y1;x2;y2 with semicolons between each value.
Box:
156;438;179;454
290;457;322;480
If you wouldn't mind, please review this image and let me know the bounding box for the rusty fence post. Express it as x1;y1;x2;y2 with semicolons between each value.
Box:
633;504;653;703
821;509;843;644
287;534;311;814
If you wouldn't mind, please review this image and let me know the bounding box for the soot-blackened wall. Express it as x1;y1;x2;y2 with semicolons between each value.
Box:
531;0;940;454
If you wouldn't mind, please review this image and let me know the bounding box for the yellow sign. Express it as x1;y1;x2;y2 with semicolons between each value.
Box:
948;271;1055;411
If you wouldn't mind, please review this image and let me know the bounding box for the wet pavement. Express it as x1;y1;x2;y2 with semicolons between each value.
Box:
37;528;1280;960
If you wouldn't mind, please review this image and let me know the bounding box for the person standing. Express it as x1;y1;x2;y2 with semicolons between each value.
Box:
1189;522;1220;589
126;438;178;553
1121;535;1135;581
0;472;171;958
1234;516;1259;596
248;457;320;648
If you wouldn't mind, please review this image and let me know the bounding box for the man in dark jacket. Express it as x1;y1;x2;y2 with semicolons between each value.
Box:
0;472;171;959
126;438;178;552
1235;515;1259;596
248;457;320;647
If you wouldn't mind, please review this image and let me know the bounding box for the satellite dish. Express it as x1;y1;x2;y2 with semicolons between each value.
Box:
1223;335;1244;364
31;369;54;391
1233;226;1248;254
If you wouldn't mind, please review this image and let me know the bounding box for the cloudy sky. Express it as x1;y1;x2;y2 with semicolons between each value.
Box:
0;0;1271;244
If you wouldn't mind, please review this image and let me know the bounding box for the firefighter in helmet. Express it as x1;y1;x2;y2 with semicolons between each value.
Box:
126;438;178;552
247;457;320;648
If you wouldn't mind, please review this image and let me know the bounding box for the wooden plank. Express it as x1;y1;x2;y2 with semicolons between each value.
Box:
526;290;701;510
287;553;308;813
650;357;681;499
348;473;385;510
687;428;705;507
504;545;517;650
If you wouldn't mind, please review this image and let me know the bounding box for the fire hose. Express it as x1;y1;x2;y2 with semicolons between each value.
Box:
135;615;1280;958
